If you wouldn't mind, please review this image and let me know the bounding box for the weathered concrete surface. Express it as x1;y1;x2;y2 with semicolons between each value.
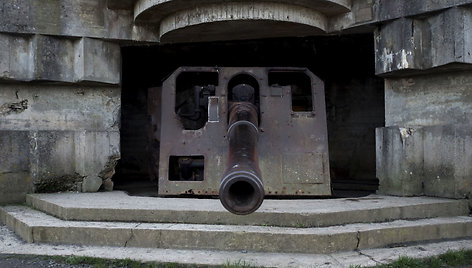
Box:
0;84;120;131
159;2;328;43
0;131;31;204
0;33;34;81
0;81;120;197
2;222;472;268
375;7;472;75
328;0;376;33
2;205;472;254
0;0;470;46
423;126;472;199
385;71;472;127
378;71;472;199
26;192;469;227
376;127;424;196
0;33;121;84
0;130;120;201
377;125;472;199
30;131;120;193
134;0;351;23
0;0;159;42
375;0;472;22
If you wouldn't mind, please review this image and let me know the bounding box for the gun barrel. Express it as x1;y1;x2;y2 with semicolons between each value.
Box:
219;102;264;215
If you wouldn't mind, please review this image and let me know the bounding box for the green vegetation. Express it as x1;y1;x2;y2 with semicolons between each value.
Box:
44;255;191;268
353;249;472;268
222;260;256;268
39;255;259;268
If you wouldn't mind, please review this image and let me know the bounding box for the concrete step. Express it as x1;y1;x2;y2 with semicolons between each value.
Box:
1;205;472;254
26;191;469;227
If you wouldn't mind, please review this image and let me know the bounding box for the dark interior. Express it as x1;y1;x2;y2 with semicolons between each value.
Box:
114;34;385;197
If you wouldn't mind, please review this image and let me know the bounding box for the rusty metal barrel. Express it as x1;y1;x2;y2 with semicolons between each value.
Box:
219;102;264;215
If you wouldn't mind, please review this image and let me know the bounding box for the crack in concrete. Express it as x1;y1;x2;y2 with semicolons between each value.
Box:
354;230;383;265
124;223;141;247
358;251;383;265
356;231;360;249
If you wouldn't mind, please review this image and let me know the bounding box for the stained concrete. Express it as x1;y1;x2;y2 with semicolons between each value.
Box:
384;71;472;127
2;222;471;268
25;191;469;227
0;131;120;203
2;205;472;254
0;81;121;200
374;7;472;75
377;70;472;199
377;125;472;199
0;131;31;204
376;127;424;196
0;84;120;131
134;0;351;23
0;33;121;84
0;0;159;42
30;131;120;193
159;2;328;43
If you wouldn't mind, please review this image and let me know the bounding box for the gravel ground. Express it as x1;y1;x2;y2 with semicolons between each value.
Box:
0;254;94;268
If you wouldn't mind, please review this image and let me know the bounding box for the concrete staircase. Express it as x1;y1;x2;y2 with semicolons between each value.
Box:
1;191;471;255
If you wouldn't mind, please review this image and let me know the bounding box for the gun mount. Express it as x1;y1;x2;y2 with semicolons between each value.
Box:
154;67;331;215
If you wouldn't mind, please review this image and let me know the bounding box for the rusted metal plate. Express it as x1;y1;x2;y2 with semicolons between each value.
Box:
157;67;331;197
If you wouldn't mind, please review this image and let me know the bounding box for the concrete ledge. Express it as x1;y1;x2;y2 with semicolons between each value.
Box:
26;191;469;227
134;0;350;23
375;7;472;76
2;223;472;268
159;2;328;43
0;33;121;84
0;0;159;42
2;205;472;254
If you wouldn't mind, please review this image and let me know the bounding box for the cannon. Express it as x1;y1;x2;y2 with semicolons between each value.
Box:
220;90;264;214
154;67;331;215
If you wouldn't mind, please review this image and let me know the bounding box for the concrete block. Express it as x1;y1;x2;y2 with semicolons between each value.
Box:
377;125;472;199
1;33;121;84
375;7;472;75
0;83;120;131
33;35;77;82
0;0;159;42
384;71;472;126
75;38;121;84
0;173;30;204
376;127;424;196
428;7;472;68
0;33;35;81
375;0;472;22
30;131;120;193
25;191;469;227
374;18;423;75
423;125;472;199
0;131;32;204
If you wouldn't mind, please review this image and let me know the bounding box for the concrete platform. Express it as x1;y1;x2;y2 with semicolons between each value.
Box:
1;205;472;254
1;222;471;268
26;191;469;227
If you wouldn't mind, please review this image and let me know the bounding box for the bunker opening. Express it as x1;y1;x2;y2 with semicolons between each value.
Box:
268;71;313;112
114;34;384;199
175;72;218;130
